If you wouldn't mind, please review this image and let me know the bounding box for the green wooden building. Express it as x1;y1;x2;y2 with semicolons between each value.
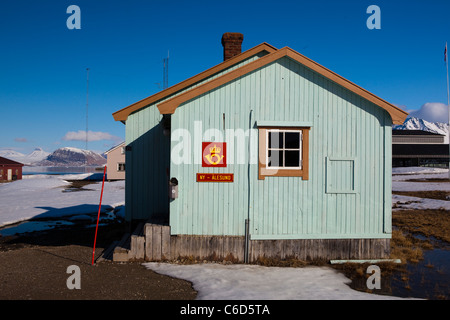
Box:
112;33;408;262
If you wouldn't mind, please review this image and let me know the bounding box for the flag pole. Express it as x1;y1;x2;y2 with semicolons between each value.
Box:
92;165;107;265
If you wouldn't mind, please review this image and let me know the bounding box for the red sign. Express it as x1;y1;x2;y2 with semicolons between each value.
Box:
197;173;234;182
202;142;226;167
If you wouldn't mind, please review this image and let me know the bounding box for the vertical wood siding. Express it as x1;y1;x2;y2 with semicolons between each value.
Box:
169;56;392;239
125;106;170;222
125;52;269;222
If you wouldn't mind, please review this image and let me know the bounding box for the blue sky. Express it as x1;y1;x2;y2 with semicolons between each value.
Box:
1;0;449;155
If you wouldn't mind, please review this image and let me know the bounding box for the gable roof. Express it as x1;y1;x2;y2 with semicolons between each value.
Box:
112;42;277;122
0;156;24;166
156;46;408;124
113;43;408;125
104;141;125;154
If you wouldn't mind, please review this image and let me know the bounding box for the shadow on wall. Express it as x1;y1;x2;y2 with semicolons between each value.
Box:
125;119;170;224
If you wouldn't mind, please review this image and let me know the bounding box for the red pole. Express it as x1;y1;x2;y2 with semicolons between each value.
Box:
92;165;106;265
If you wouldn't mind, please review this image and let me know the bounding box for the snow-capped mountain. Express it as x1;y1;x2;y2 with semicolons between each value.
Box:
36;147;106;167
393;117;449;143
0;148;49;165
0;150;26;161
25;148;50;163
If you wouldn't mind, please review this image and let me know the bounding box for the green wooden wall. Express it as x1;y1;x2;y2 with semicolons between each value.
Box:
169;56;392;240
125;105;170;223
125;51;269;222
125;54;393;241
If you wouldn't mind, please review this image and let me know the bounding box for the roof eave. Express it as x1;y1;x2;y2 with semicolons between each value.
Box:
156;46;408;125
112;42;278;122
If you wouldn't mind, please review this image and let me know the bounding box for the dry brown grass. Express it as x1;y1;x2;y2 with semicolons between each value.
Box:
332;206;450;299
392;209;450;243
405;178;450;183
64;180;97;189
393;190;450;201
390;229;425;264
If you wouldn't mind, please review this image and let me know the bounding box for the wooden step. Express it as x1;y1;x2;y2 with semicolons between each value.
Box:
96;240;119;263
112;232;131;262
129;222;145;261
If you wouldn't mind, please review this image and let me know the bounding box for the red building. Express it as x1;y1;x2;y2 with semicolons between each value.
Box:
0;156;24;181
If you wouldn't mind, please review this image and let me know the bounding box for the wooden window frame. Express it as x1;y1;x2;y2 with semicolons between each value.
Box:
258;127;310;180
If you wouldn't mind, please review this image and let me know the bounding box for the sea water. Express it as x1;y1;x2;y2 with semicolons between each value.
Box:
23;166;100;175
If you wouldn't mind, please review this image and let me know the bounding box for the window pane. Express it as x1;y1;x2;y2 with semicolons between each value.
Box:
285;150;300;167
285;132;300;149
268;131;283;149
268;150;283;167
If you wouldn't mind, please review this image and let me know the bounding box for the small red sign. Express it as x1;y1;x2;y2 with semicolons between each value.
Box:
197;173;234;182
202;142;226;167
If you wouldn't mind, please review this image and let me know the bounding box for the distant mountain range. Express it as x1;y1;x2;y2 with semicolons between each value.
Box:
0;147;106;166
393;117;449;143
0;147;50;165
1;117;447;166
37;147;106;166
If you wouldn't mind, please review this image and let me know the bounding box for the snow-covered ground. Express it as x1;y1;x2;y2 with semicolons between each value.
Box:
392;167;450;210
144;262;411;300
1;167;447;300
0;173;125;233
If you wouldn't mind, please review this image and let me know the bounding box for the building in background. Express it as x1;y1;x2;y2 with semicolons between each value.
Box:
392;129;449;167
105;142;125;180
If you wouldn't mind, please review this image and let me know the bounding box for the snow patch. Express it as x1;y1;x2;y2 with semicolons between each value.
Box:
0;173;124;229
143;263;413;300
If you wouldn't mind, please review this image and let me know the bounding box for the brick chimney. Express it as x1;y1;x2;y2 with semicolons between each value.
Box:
221;32;244;61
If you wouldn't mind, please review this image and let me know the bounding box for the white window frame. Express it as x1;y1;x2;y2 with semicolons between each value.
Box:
265;129;303;170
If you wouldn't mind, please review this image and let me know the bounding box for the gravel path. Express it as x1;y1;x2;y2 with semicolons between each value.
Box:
0;222;197;300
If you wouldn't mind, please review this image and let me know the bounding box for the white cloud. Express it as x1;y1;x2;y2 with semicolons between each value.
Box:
408;102;449;123
62;130;122;142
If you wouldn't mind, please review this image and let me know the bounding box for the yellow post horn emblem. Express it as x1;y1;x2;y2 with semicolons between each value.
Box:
204;144;224;165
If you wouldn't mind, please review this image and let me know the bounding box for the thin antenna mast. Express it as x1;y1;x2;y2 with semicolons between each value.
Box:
163;51;169;89
445;42;449;179
86;68;89;152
